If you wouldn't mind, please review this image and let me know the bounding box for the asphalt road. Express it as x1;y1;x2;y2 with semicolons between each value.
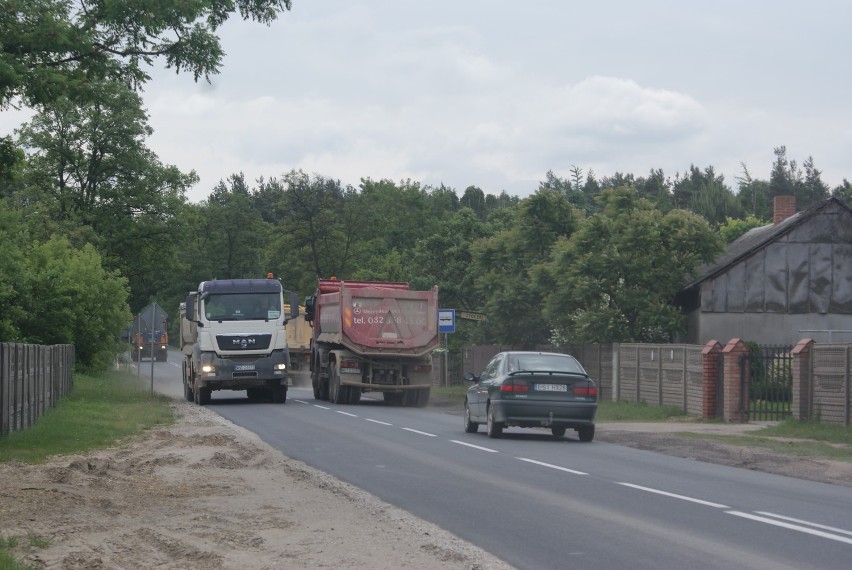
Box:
140;350;852;570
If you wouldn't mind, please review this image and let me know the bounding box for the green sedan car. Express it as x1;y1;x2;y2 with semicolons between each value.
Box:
463;351;598;441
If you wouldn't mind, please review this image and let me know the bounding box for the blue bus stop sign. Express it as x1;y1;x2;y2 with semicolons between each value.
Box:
438;309;455;333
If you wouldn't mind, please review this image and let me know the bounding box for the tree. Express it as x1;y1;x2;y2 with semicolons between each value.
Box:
672;165;741;226
471;189;580;346
1;0;292;107
265;170;361;295
0;203;28;340
16;80;196;309
198;173;270;279
409;208;490;311
460;185;487;219
20;236;131;371
542;187;722;343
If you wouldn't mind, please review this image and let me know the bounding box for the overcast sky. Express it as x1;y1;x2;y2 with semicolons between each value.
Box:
5;1;852;203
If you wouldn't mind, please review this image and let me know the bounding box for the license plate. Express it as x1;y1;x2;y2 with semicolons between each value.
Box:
234;364;256;371
535;383;567;392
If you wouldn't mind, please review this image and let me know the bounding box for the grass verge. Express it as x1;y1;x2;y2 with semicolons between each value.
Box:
0;369;174;464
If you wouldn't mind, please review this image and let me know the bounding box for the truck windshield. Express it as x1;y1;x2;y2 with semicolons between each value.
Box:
203;293;281;321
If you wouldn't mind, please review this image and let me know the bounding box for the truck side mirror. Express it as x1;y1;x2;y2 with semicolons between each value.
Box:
185;295;195;322
304;296;315;322
289;292;299;318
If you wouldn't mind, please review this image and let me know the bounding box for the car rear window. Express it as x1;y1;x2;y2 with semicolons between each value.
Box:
508;355;585;374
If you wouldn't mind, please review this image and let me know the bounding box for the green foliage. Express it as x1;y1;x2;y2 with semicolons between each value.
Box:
21;237;131;371
718;215;768;243
471;188;580;346
0;369;173;463
1;0;293;107
543;187;723;343
673;165;742;225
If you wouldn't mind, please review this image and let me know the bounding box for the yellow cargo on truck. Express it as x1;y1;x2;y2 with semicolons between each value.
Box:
284;305;312;370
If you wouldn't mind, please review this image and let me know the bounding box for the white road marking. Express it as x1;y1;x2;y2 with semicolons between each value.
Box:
365;419;393;426
336;411;358;417
727;511;852;545
314;405;331;410
402;428;437;437
517;458;587;476
293;399;310;404
616;483;730;509
450;440;499;453
755;512;852;537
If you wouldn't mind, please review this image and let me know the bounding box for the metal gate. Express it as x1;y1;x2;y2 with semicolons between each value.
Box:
739;345;794;421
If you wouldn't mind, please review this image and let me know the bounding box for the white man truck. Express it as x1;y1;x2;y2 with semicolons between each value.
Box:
180;276;299;405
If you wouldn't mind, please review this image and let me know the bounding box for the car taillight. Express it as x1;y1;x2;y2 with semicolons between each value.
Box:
500;379;529;393
573;384;598;397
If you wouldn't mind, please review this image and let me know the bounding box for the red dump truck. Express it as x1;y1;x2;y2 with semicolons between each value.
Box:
304;279;439;406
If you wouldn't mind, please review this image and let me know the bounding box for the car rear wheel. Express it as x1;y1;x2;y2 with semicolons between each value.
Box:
551;426;567;438
577;425;595;442
463;401;479;433
486;404;503;438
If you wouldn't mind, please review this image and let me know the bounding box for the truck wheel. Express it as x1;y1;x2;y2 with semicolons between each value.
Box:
383;392;405;406
272;385;287;404
195;387;211;406
329;363;345;404
311;364;322;399
347;387;361;405
417;388;430;407
551;426;567;438
247;388;263;401
184;380;194;402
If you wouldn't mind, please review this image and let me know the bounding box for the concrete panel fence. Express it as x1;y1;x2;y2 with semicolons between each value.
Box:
463;340;851;425
0;343;75;436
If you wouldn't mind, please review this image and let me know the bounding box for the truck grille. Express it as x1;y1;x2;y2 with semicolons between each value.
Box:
215;334;272;351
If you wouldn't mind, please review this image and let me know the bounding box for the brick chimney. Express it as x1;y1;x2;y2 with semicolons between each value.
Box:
773;195;796;225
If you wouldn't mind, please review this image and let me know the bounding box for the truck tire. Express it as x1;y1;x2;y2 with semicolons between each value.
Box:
182;363;194;402
329;363;347;404
247;388;264;401
383;391;405;406
195;386;211;406
272;385;287;404
347;387;361;405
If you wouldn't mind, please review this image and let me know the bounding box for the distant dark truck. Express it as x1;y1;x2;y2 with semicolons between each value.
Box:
305;278;439;406
130;303;169;362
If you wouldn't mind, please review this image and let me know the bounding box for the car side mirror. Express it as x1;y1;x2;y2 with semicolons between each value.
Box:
463;372;477;383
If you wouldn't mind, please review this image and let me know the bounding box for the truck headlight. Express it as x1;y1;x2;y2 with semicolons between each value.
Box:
274;363;287;371
201;364;215;373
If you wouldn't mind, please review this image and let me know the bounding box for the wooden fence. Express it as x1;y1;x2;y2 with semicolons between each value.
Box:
0;343;75;436
807;345;851;426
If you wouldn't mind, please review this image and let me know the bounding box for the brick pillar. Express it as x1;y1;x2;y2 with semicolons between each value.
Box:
701;340;723;420
791;338;814;420
722;338;749;423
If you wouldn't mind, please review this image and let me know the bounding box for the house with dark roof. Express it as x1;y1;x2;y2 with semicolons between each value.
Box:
675;196;852;346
